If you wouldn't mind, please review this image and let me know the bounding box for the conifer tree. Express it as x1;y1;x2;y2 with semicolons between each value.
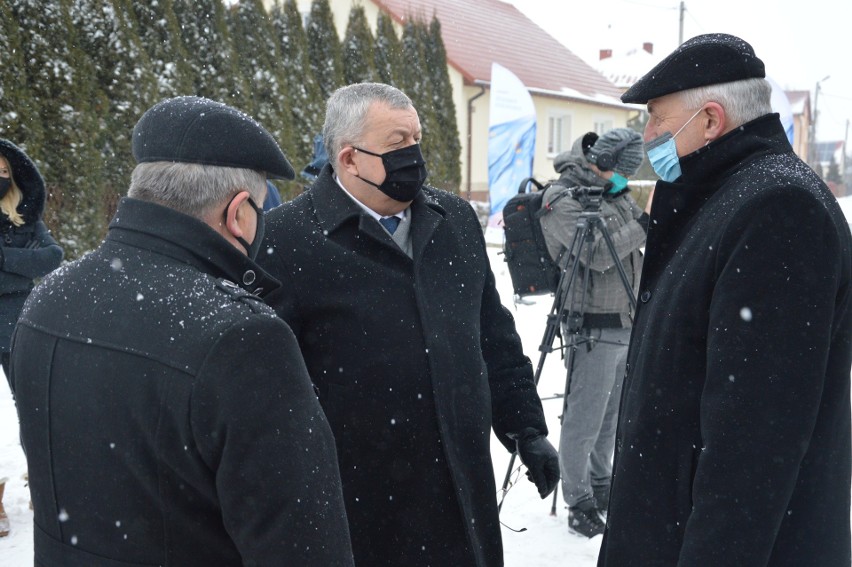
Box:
424;16;461;191
374;12;402;87
400;19;439;187
11;0;108;258
70;0;159;208
306;0;345;100
172;0;250;111
341;6;377;85
131;0;194;99
0;1;44;155
225;0;295;162
270;0;325;169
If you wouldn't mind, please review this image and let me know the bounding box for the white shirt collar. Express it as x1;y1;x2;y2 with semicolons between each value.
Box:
334;175;405;221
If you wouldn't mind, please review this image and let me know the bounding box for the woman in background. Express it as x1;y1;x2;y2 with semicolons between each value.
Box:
0;139;63;537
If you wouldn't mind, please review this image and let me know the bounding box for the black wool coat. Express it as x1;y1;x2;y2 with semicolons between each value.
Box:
599;115;852;566
0;140;62;353
9;198;354;567
259;167;549;567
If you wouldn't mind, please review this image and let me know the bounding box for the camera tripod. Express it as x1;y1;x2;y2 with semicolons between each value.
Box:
498;186;638;514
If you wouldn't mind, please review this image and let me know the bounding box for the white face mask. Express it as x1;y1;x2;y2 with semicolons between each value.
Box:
644;108;704;182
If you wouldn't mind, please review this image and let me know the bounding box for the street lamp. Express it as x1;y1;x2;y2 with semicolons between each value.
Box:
810;75;831;169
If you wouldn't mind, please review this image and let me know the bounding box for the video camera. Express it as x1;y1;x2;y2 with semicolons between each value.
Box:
552;181;605;211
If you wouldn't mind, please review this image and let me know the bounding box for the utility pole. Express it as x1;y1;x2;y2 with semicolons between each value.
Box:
810;75;830;171
678;1;685;45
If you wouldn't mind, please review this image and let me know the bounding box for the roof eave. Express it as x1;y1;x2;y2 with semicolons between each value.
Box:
470;79;637;111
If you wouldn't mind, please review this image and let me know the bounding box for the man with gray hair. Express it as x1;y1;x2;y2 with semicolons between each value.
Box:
259;82;559;567
8;96;354;566
599;34;852;566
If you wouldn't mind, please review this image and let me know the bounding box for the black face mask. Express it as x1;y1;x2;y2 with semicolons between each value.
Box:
0;178;11;200
353;144;428;202
227;195;265;260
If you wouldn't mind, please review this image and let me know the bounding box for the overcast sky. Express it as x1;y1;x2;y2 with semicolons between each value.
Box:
503;0;852;146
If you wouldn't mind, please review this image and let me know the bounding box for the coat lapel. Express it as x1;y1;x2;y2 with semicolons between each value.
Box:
309;167;411;261
408;190;446;265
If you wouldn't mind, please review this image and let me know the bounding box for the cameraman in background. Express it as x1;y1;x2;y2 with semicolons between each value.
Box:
539;128;649;538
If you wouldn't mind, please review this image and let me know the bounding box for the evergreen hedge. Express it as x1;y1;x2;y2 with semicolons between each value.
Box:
2;0;463;259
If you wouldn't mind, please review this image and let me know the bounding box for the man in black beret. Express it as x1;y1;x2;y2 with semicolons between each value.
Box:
8;96;355;566
599;34;852;566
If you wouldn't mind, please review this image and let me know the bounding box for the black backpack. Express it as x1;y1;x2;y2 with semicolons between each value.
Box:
501;178;569;297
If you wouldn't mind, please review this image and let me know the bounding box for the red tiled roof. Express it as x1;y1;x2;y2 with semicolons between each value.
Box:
373;0;625;105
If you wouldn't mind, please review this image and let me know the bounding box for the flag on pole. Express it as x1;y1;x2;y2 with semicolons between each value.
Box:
487;63;536;231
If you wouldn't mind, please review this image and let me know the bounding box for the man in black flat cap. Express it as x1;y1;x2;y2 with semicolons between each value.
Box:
599;34;852;566
8;96;355;567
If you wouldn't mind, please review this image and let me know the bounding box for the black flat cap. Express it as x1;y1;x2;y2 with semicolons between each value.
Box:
621;33;765;104
132;96;294;179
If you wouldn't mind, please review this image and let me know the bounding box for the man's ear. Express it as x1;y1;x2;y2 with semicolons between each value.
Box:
224;190;251;240
702;102;727;141
338;146;359;176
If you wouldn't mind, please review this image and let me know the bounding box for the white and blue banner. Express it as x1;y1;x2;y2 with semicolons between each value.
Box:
487;63;536;230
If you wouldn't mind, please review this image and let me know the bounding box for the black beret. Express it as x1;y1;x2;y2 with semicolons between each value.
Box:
621;33;765;104
132;96;294;180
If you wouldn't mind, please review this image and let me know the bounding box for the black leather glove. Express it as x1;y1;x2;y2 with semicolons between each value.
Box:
636;212;650;234
509;427;560;498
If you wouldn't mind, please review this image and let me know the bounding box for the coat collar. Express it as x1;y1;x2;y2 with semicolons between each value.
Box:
677;113;789;189
650;113;791;242
107;197;281;297
642;114;792;286
308;164;447;261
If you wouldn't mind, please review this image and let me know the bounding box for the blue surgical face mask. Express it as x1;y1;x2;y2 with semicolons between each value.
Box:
608;172;629;193
645;108;704;182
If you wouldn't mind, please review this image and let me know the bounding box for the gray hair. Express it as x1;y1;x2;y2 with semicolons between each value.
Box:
128;162;266;218
677;78;773;129
323;83;414;169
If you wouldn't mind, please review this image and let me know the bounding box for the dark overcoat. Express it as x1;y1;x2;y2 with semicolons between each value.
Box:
0;139;62;353
260;166;549;567
599;115;852;566
9;198;354;567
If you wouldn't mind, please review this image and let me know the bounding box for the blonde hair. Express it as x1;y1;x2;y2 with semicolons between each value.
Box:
0;156;24;226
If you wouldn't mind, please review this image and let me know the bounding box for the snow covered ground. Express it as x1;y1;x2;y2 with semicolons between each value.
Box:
1;241;849;565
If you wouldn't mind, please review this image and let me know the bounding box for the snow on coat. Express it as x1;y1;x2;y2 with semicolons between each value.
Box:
9;198;354;566
260;166;549;567
599;114;852;566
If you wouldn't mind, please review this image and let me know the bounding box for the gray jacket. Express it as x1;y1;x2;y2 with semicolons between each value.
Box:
539;184;645;325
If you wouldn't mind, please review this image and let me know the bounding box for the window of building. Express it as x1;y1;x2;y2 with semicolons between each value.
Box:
593;119;614;135
548;114;572;155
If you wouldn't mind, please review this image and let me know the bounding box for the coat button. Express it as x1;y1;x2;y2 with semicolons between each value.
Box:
242;270;256;286
640;290;651;303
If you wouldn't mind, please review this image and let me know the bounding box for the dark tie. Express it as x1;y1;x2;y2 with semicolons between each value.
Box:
380;216;400;235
